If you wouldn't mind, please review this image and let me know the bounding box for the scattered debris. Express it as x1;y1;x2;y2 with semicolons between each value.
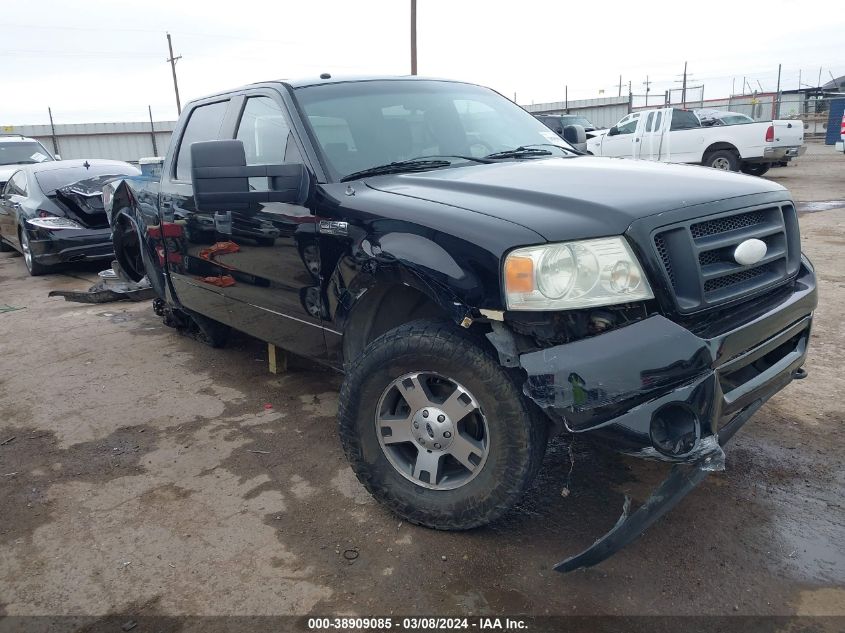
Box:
0;436;16;446
48;270;154;304
0;304;25;314
343;549;359;561
121;620;137;631
248;450;270;455
441;555;447;562
4;472;19;477
263;403;274;410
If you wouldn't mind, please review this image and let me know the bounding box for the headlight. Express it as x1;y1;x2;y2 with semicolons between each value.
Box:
26;216;85;230
504;237;653;310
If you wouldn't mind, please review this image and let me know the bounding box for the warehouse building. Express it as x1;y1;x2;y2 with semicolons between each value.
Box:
1;121;176;163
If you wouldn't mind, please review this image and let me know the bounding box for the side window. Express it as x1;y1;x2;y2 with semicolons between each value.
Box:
645;112;655;132
175;100;229;182
653;111;663;132
670;109;701;131
236;96;299;165
616;113;639;135
8;171;27;196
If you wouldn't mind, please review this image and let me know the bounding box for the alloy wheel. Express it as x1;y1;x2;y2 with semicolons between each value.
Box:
375;371;490;490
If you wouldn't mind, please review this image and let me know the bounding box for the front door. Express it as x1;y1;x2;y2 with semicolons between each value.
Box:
0;171;28;249
210;92;327;360
599;112;640;157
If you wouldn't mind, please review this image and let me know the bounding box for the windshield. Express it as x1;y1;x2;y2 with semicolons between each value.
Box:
34;164;140;194
0;141;54;166
294;80;574;181
560;116;595;128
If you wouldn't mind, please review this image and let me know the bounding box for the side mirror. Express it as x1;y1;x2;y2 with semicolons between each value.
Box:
191;139;312;212
607;126;619;136
562;124;586;146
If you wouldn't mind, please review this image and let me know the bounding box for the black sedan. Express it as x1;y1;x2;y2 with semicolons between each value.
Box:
0;159;140;275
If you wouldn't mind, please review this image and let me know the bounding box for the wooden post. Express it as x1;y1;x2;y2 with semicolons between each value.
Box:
268;343;287;374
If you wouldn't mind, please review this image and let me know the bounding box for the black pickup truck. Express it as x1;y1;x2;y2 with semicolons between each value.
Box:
104;76;817;571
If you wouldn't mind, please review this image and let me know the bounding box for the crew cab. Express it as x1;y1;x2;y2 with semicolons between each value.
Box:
587;107;806;176
104;76;817;571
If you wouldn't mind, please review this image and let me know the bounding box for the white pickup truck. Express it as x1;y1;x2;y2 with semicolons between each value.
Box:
586;107;805;176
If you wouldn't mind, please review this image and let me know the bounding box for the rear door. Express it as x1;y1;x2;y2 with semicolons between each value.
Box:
636;109;666;160
158;97;235;326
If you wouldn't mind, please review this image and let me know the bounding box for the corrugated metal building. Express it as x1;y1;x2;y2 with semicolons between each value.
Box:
1;121;176;163
522;96;631;129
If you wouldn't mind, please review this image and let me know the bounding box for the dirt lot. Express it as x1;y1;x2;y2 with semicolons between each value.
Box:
1;143;843;624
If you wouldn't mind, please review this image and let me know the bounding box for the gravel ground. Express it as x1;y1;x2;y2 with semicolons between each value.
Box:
0;142;843;623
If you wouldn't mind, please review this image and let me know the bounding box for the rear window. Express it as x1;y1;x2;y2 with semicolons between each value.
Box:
0;141;54;166
670;110;701;131
34;164;140;193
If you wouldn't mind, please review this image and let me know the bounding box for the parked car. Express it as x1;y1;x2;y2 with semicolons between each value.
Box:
534;114;603;152
0;134;57;191
105;76;816;571
0;159;140;275
587;107;806;176
695;109;754;126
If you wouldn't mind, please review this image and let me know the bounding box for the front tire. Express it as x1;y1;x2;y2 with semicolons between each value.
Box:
703;149;740;171
338;319;547;530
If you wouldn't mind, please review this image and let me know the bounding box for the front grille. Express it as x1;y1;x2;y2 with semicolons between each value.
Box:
652;204;801;313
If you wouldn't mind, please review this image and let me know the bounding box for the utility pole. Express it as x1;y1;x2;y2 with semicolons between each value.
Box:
47;107;59;157
681;61;687;108
642;75;651;107
742;76;746;95
817;66;822;89
798;69;801;91
166;32;182;115
148;105;158;156
410;0;417;75
775;63;782;118
565;85;568;113
618;74;622;97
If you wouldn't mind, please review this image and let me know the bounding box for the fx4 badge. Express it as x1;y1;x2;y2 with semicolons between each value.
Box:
318;220;349;236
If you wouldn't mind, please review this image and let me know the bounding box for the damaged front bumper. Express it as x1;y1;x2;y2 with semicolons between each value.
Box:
516;262;817;571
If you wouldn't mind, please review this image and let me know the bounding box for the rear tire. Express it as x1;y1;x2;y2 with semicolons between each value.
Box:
703;149;740;171
0;237;12;252
338;319;547;530
19;228;50;276
741;163;770;177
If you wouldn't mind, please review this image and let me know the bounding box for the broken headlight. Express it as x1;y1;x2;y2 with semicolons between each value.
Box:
504;237;653;310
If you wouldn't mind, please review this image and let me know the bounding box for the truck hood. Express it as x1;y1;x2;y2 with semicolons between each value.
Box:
366;156;788;242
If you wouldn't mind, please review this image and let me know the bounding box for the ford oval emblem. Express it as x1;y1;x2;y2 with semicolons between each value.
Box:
734;239;767;266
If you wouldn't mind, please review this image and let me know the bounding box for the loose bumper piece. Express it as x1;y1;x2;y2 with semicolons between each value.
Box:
555;399;764;573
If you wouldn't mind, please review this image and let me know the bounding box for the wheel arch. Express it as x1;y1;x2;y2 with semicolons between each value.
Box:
703;141;740;160
109;181;167;297
339;276;462;364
